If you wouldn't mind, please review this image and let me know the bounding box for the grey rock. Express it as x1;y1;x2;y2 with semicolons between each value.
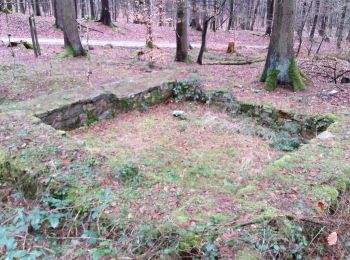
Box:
317;131;336;140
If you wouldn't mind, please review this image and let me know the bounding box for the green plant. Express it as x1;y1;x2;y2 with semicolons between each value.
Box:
113;163;144;185
265;69;280;91
172;80;203;101
289;58;306;91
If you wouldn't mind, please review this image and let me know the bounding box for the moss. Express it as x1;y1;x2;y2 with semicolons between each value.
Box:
144;89;163;106
86;109;98;126
335;169;350;194
288;58;306;91
239;103;256;114
57;47;87;59
312;185;339;205
265;69;279;91
57;47;75;59
0;150;37;198
119;98;134;111
184;55;193;64
260;69;267;82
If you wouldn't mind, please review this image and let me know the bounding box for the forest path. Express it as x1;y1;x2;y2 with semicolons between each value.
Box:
0;37;268;49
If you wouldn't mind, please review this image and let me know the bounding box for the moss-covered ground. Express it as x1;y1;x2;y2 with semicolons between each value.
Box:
0;44;349;258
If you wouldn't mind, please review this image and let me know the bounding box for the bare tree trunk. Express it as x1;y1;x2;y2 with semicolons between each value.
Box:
227;0;234;30
261;0;305;91
265;0;274;35
197;17;210;65
62;0;85;56
190;0;202;31
89;0;95;18
54;0;64;29
145;0;154;48
99;0;111;26
250;0;260;30
336;0;349;49
309;0;320;40
318;0;329;37
176;0;189;62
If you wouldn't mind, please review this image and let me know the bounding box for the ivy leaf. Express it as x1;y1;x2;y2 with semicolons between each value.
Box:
82;230;98;245
28;208;44;230
47;213;65;229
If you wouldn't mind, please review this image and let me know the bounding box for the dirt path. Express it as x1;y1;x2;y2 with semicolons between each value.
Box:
0;37;268;49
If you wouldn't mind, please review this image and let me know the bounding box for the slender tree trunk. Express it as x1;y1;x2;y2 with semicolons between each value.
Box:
309;0;320;40
99;0;111;26
89;0;95;18
197;17;210;64
318;0;329;37
62;0;85;56
19;0;25;13
190;0;202;31
211;0;217;32
54;0;64;29
176;0;189;61
145;0;154;48
227;0;234;30
261;0;305;91
265;0;274;35
250;0;260;30
337;0;349;49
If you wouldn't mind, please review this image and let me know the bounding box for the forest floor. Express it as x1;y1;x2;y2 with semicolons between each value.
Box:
0;14;350;259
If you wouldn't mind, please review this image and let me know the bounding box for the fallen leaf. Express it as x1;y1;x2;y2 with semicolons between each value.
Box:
318;201;325;210
327;232;337;246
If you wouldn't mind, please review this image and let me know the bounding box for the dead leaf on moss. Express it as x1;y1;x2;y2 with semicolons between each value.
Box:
327;231;337;246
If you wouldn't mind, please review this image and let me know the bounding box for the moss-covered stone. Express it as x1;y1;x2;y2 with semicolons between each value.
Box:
0;149;38;198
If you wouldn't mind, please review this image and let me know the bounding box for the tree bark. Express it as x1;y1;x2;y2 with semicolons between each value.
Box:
54;0;64;30
265;0;274;35
197;16;210;65
227;0;234;30
318;0;329;37
250;0;260;30
309;0;320;40
99;0;111;26
62;0;85;56
190;0;202;31
145;0;154;48
89;0;95;18
261;0;303;89
176;0;189;61
336;0;349;49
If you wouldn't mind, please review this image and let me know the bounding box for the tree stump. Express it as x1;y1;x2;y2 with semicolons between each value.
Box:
227;42;235;53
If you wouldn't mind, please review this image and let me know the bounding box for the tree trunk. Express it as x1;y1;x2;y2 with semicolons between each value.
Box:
309;0;320;40
265;0;274;35
54;0;64;30
227;0;234;30
190;0;202;31
318;0;329;37
89;0;95;18
145;0;154;48
261;0;305;91
176;0;189;61
197;16;210;65
99;0;111;26
336;0;349;49
62;0;85;56
250;0;260;30
19;0;26;13
157;0;164;26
